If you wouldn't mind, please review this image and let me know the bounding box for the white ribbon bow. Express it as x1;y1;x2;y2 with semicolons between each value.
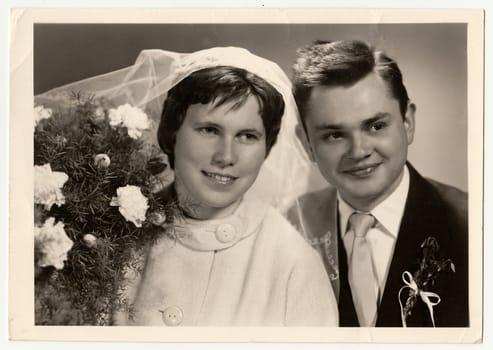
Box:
398;271;441;327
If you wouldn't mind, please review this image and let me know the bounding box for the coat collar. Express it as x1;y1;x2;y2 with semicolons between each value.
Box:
174;199;267;251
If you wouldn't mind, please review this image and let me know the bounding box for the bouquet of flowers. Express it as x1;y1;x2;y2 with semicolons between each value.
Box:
33;92;177;325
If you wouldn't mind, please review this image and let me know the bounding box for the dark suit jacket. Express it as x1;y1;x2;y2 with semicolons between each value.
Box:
288;164;469;327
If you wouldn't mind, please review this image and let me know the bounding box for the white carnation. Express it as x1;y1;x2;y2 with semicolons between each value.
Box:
34;105;53;126
34;164;69;210
82;233;98;248
110;185;149;227
93;153;111;168
35;217;74;270
108;104;150;139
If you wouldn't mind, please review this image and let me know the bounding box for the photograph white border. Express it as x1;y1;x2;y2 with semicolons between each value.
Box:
8;7;484;344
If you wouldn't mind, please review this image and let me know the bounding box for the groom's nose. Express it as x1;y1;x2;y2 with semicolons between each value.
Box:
347;132;371;160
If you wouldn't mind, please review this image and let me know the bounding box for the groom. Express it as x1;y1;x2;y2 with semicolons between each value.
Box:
289;40;468;327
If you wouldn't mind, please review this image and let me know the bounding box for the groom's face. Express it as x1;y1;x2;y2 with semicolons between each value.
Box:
300;72;415;211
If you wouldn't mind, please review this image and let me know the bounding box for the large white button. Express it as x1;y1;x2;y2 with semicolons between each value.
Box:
215;223;237;243
160;306;183;326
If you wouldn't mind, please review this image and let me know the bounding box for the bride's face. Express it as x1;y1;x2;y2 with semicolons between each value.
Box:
173;95;266;219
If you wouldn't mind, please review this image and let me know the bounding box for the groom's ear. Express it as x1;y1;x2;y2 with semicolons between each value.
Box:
295;124;316;162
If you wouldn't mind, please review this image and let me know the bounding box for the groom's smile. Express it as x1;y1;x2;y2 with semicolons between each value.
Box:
341;162;382;178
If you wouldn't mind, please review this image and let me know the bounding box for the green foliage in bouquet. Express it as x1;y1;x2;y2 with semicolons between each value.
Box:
34;93;177;325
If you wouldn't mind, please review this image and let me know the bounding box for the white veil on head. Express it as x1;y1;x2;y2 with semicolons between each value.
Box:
35;47;313;213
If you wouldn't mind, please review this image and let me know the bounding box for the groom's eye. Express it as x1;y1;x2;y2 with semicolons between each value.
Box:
369;121;388;132
321;131;344;142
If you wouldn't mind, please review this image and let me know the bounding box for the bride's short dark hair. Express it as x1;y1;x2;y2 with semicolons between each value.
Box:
157;66;285;168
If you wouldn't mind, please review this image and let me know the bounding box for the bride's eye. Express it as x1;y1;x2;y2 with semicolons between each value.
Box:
198;126;219;136
237;132;260;144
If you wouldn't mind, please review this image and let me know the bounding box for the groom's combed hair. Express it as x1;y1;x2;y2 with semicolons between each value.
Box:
292;40;410;125
158;66;285;168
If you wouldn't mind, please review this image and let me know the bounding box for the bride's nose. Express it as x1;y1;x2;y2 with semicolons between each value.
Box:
212;137;237;167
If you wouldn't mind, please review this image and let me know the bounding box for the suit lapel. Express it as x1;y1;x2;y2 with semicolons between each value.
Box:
323;190;340;298
376;164;455;326
304;188;340;299
337;219;360;326
291;188;341;300
309;191;359;326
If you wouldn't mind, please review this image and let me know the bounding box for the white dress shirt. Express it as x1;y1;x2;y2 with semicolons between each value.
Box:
338;166;410;303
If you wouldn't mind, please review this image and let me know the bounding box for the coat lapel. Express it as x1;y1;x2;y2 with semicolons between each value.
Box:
376;164;459;326
337;219;360;326
289;188;340;299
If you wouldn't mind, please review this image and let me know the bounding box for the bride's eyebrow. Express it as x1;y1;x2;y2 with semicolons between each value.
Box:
239;128;264;135
192;120;221;127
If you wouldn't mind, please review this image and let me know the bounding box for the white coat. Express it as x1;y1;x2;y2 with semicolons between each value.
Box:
114;199;338;326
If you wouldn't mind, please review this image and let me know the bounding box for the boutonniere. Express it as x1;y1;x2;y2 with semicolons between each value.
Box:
398;236;455;327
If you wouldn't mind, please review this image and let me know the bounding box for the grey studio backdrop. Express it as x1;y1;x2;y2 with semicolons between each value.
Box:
34;23;468;192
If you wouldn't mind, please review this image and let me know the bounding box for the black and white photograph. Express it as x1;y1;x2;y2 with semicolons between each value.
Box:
7;7;483;343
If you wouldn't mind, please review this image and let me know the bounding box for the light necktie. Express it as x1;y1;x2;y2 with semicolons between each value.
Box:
347;212;377;327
